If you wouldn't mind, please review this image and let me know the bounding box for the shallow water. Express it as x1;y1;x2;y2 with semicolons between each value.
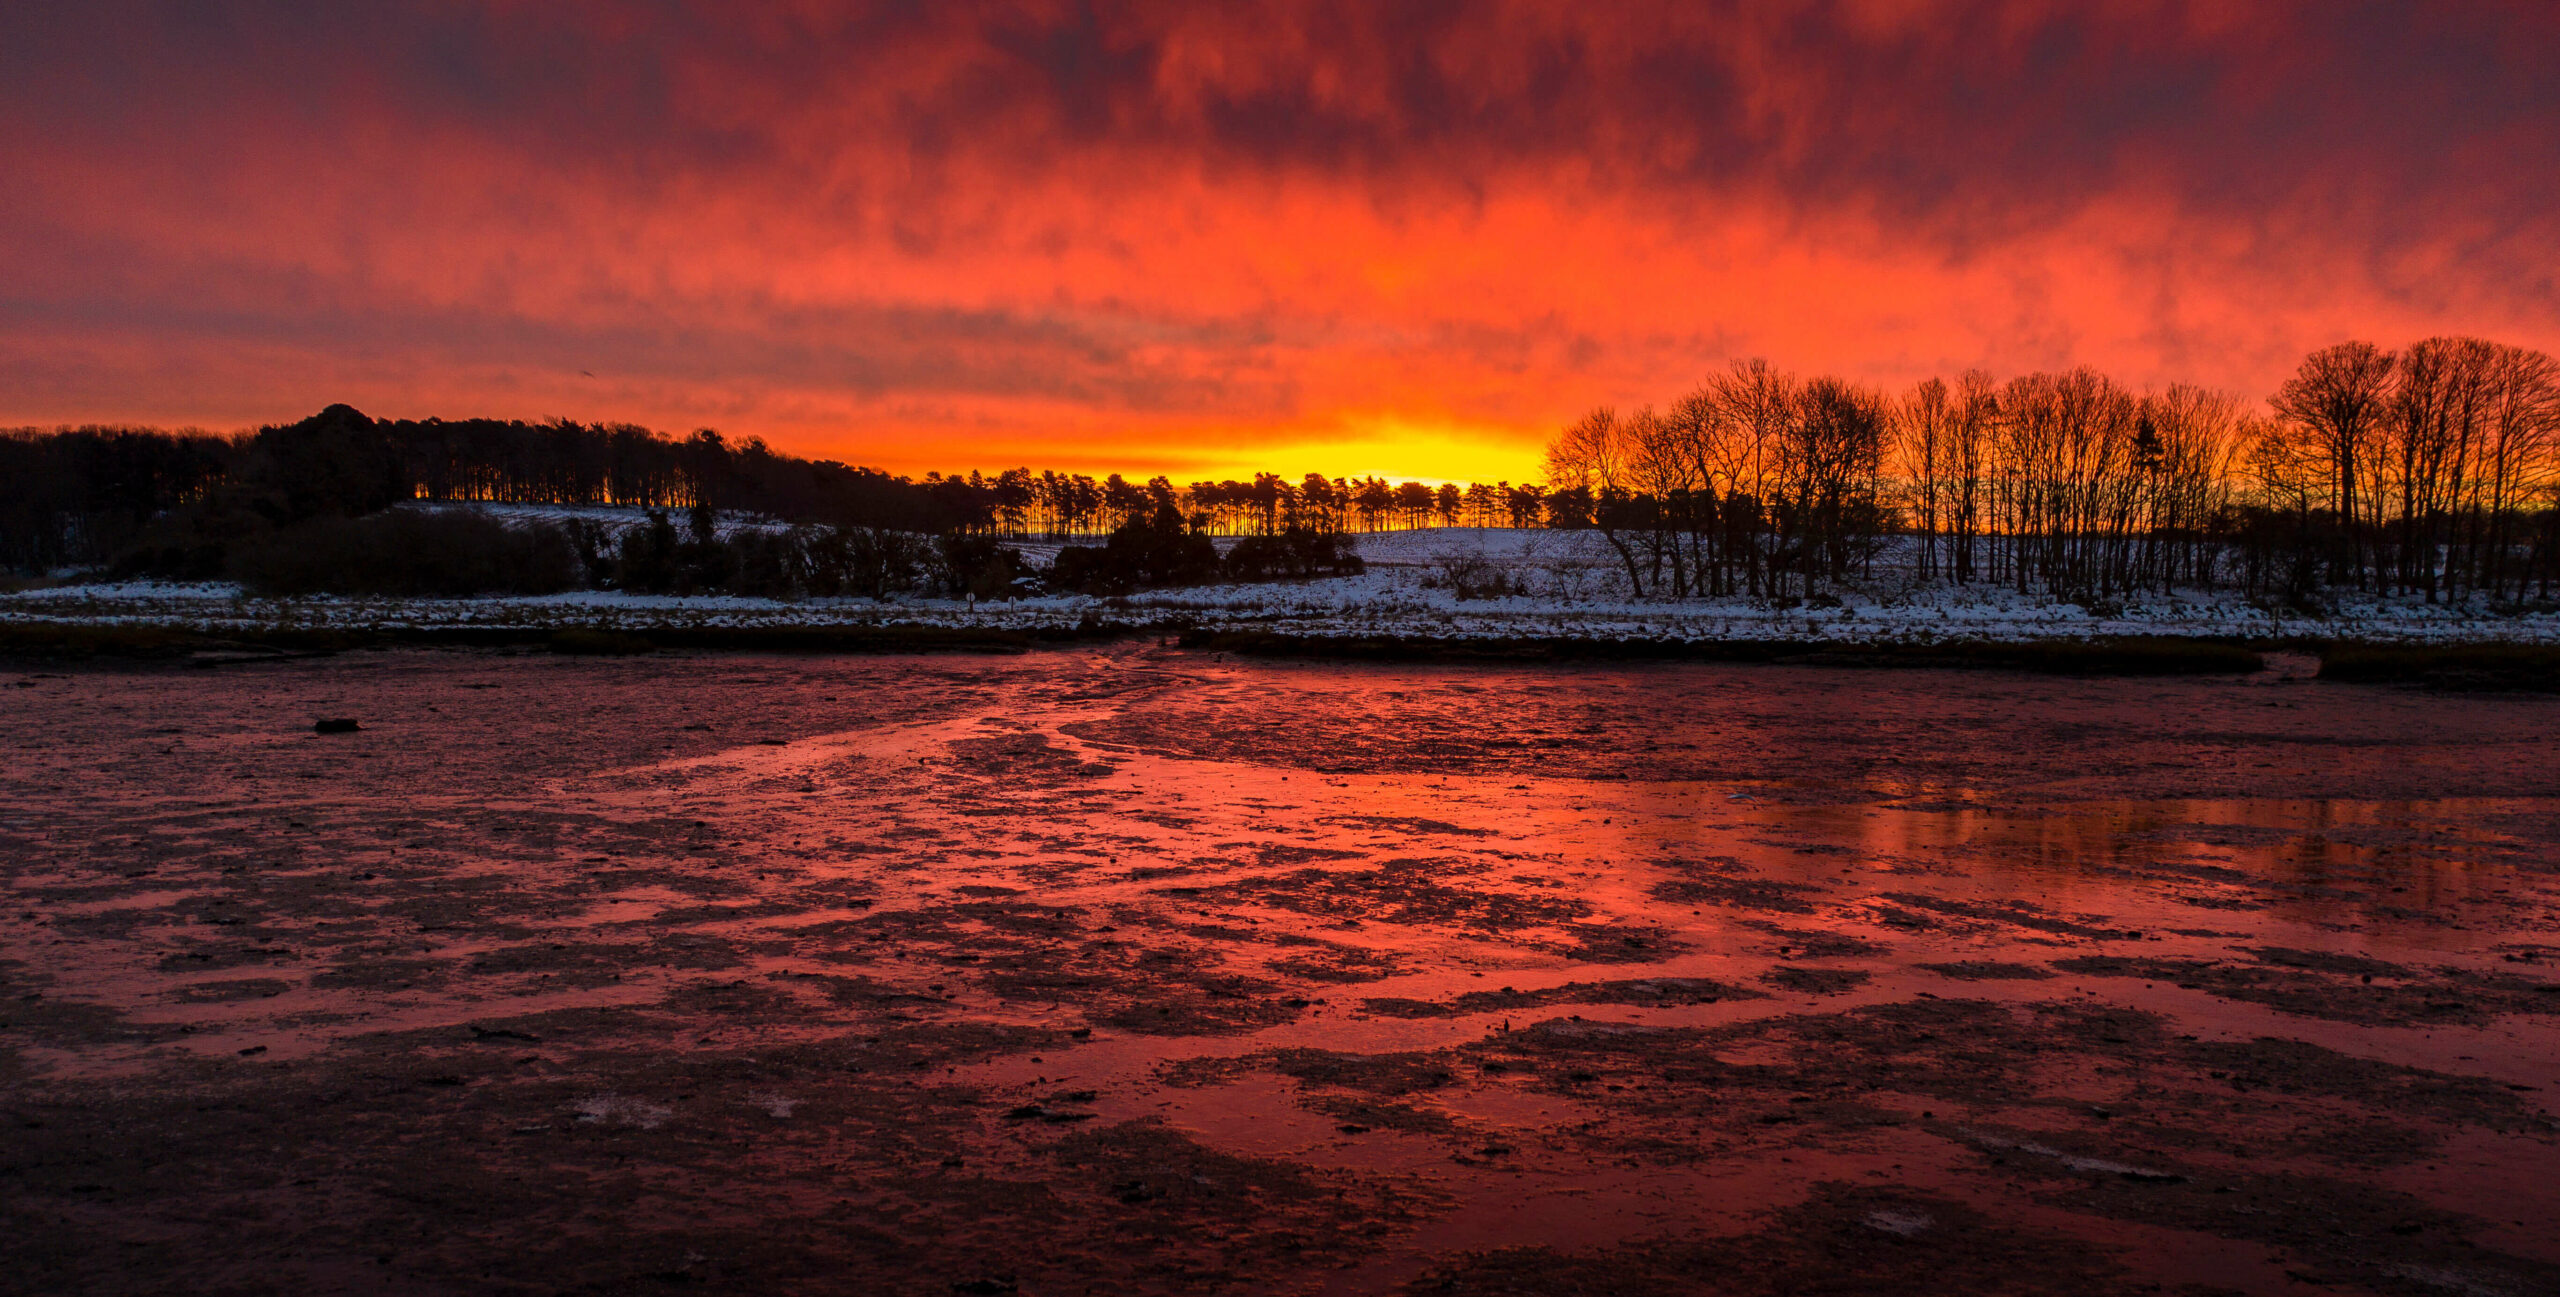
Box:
3;646;2556;1295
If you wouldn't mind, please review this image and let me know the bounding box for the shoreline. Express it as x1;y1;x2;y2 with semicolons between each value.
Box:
11;523;2559;664
5;599;2557;687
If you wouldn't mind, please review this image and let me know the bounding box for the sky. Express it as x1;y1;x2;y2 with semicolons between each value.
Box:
4;2;2557;484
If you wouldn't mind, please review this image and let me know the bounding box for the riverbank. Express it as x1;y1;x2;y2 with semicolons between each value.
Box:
11;555;2560;684
10;612;2560;688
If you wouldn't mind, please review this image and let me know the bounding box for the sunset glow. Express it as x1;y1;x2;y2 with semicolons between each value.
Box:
5;3;2557;480
13;11;2560;1292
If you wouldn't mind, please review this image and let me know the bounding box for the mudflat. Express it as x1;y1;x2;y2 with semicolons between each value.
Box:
3;647;2556;1296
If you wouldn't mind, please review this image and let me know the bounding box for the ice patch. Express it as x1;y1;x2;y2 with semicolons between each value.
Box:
573;1092;672;1129
1960;1128;2185;1182
1524;1018;1666;1039
1863;1208;1934;1236
2384;1262;2529;1297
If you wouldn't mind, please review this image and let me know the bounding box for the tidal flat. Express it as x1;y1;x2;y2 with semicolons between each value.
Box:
2;647;2556;1296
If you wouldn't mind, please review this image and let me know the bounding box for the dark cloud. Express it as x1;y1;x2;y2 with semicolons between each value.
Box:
15;3;2554;219
0;1;2553;471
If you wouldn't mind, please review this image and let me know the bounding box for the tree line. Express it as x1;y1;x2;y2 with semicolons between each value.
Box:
0;404;1530;577
1545;338;2560;607
7;337;2557;609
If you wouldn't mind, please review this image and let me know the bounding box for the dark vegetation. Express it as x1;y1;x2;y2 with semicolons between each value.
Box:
229;509;580;597
1048;504;1363;594
1047;504;1221;594
0;619;1062;661
6;332;2555;612
0;405;1339;598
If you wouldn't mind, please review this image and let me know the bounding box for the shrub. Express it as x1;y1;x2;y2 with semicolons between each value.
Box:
608;516;937;600
934;533;1038;599
1423;549;1514;600
1048;506;1221;594
228;509;580;596
805;526;931;599
615;510;729;594
1228;528;1365;582
724;528;803;598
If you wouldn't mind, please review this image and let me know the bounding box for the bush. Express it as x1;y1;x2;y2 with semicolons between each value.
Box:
608;516;937;600
1048;507;1221;594
228;509;580;596
821;527;931;599
725;528;804;598
614;511;721;594
1228;528;1365;582
1422;548;1514;599
934;533;1037;599
1051;516;1359;595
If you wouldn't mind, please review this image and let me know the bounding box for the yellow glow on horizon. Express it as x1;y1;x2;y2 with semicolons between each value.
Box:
1298;414;1548;486
910;415;1549;488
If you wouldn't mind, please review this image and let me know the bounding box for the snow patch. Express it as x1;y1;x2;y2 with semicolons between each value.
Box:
1863;1208;1934;1236
573;1092;672;1129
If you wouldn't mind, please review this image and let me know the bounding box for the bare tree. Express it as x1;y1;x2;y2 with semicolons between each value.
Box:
1782;378;1889;596
1897;378;1952;582
2270;341;2395;586
2385;338;2501;599
2473;345;2560;600
1708;359;1798;597
1947;370;1996;584
1544;407;1648;596
2141;384;2243;591
1661;386;1728;594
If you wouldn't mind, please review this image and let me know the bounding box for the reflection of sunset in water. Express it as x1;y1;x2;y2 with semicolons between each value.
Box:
6;647;2558;1292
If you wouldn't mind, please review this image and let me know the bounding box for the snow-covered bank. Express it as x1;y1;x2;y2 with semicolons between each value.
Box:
8;525;2558;648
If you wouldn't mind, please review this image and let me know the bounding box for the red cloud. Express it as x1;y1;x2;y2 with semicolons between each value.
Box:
3;2;2554;480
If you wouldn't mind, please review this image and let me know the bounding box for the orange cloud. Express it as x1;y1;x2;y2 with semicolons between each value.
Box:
3;3;2555;482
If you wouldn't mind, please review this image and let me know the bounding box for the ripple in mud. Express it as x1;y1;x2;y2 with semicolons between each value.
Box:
2054;949;2560;1027
1408;1182;2146;1297
1917;958;2056;980
6;649;2559;1295
1362;976;1761;1019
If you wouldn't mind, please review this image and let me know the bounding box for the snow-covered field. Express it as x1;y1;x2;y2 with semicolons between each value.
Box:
6;526;2557;646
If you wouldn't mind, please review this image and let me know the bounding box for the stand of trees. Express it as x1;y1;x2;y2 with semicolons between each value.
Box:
0;404;1370;598
1543;363;1894;602
0;405;1523;578
1545;338;2560;606
0;426;232;574
7;338;2557;609
924;469;1546;537
2252;339;2560;605
1048;501;1365;595
218;501;1028;602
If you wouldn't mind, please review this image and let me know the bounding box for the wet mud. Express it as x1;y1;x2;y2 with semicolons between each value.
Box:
2;646;2557;1295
